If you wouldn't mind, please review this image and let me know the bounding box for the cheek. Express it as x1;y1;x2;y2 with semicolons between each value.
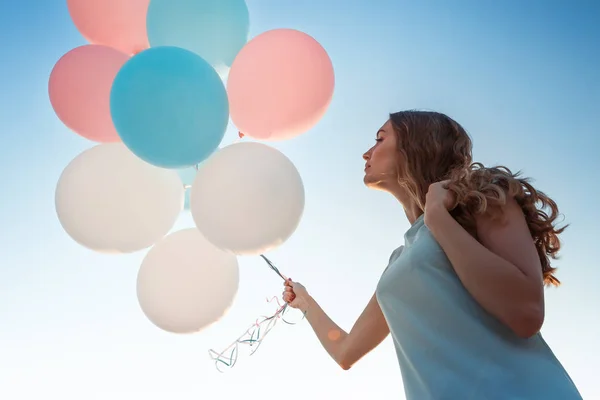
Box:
373;148;397;170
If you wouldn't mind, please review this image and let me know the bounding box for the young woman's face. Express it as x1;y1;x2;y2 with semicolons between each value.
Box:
363;119;402;189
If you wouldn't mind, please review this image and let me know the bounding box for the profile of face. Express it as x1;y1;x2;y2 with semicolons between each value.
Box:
363;111;474;206
363;119;401;190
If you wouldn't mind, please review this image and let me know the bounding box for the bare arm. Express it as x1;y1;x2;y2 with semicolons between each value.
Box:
425;196;545;338
288;284;389;370
337;293;390;369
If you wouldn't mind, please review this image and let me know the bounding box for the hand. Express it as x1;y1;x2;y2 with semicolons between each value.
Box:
425;180;456;211
424;180;456;225
283;279;311;312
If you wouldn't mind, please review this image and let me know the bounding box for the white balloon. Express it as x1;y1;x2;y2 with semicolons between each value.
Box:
55;143;184;253
136;228;239;334
190;142;305;255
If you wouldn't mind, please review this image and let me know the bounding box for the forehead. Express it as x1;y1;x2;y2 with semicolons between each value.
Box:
377;119;394;137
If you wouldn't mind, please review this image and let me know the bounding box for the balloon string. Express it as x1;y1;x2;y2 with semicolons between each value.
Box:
208;255;304;372
208;296;291;371
259;254;288;281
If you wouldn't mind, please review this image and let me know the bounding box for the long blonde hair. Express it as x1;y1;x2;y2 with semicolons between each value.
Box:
390;110;566;286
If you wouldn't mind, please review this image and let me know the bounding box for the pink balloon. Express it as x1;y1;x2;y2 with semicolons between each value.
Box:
227;29;335;141
49;45;129;143
67;0;150;55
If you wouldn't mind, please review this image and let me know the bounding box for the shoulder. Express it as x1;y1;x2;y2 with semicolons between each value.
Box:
475;196;527;238
388;245;405;264
475;196;544;281
379;245;404;279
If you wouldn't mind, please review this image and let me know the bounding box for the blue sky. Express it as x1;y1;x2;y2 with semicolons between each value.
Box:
1;0;599;399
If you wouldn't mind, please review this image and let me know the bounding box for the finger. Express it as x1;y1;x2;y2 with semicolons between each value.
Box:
285;286;293;292
283;293;295;303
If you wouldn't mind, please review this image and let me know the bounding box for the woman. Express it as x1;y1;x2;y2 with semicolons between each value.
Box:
283;111;582;399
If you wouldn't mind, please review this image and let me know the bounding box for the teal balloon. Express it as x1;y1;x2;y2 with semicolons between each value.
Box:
110;46;228;169
146;0;250;74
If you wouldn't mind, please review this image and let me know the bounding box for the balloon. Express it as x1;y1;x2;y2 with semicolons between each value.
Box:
55;143;184;253
137;228;239;334
48;45;129;143
146;0;249;76
110;46;229;169
191;142;305;255
66;0;150;55
227;29;335;141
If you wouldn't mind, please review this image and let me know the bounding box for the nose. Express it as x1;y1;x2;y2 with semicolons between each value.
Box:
363;148;372;161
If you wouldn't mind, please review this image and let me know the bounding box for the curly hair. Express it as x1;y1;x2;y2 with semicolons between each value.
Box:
389;110;566;286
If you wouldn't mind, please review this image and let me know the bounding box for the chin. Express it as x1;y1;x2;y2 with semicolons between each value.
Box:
364;175;394;193
363;175;382;189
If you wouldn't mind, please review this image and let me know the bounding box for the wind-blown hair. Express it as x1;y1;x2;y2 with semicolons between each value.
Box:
390;110;566;286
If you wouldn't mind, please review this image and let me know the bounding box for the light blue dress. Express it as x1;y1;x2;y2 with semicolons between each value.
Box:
376;214;582;400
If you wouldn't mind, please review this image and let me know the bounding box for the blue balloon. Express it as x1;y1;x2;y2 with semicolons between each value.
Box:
147;0;250;75
110;46;229;168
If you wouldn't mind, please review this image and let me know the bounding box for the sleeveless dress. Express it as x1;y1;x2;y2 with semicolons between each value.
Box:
375;214;582;400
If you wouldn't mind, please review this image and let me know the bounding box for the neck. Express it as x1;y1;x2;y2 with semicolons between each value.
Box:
388;186;423;224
